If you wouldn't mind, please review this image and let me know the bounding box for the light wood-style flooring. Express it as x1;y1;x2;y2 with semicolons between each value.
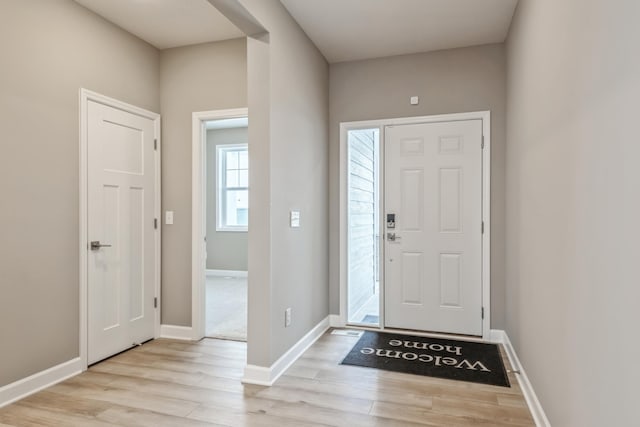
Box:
0;330;535;426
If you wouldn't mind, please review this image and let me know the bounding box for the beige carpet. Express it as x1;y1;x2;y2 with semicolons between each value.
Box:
205;275;247;341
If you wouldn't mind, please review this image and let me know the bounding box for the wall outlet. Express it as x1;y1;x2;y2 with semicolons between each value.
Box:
285;307;292;327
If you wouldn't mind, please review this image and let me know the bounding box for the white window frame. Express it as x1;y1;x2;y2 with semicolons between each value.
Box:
216;143;249;232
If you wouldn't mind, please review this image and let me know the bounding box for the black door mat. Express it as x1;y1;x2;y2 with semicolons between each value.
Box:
341;331;510;387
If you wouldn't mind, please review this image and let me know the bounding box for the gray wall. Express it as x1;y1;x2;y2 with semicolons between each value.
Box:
206;127;249;271
329;44;507;328
239;0;329;366
505;1;640;425
0;0;160;387
160;39;247;326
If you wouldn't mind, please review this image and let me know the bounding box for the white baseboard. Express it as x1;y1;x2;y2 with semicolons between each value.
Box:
329;314;345;328
243;316;330;386
490;329;551;427
489;329;505;343
242;365;272;386
160;324;194;341
0;357;82;408
206;269;248;278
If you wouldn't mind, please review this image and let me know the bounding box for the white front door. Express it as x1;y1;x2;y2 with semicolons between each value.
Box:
384;120;483;336
87;100;157;364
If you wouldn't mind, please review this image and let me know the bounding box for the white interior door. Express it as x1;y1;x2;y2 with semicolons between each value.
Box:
384;120;483;336
87;100;157;364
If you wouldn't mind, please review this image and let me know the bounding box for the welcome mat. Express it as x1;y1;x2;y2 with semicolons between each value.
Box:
341;331;510;387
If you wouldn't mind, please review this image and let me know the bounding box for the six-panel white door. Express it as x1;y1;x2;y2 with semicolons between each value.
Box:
87;100;156;364
384;120;483;336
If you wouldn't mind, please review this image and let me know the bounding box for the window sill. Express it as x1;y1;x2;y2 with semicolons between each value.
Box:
216;227;248;233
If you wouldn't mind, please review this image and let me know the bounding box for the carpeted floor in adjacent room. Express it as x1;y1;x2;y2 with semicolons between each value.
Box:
205;275;247;341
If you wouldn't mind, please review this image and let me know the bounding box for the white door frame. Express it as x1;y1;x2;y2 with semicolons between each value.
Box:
339;111;491;340
79;88;161;369
191;108;248;340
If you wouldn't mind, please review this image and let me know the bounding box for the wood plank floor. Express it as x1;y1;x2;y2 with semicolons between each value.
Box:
0;330;535;426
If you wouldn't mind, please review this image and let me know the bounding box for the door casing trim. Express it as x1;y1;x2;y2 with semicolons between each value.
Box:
338;111;491;340
79;89;161;369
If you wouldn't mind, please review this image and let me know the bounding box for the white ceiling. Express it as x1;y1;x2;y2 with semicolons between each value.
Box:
74;0;518;61
280;0;519;63
74;0;244;49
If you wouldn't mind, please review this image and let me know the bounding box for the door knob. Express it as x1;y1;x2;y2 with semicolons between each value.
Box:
90;241;112;250
387;232;401;242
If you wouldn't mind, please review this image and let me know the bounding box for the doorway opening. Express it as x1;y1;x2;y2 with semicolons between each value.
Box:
191;108;248;342
205;118;248;341
346;128;381;327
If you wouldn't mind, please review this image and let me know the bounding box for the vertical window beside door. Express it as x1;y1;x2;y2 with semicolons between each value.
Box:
217;144;248;231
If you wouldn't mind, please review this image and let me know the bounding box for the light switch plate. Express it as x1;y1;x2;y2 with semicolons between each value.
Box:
410;96;419;105
165;211;174;225
285;307;292;327
290;210;300;228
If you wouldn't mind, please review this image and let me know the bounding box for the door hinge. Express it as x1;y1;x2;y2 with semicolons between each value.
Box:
481;221;484;234
154;297;158;309
481;307;485;319
154;218;158;229
481;135;485;149
154;138;158;150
